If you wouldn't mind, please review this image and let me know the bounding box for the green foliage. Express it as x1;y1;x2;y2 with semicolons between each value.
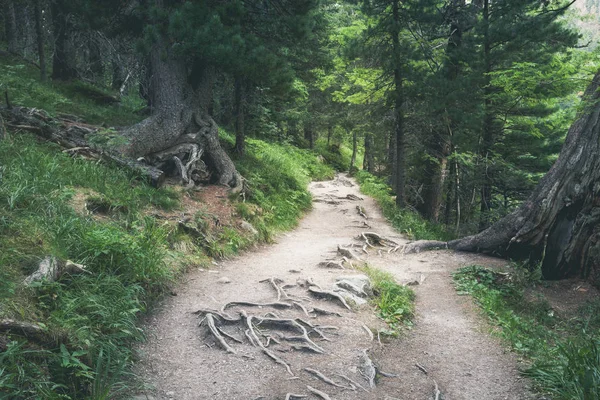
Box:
222;130;334;238
361;266;415;334
0;56;144;126
453;265;600;399
355;171;452;241
0;125;329;398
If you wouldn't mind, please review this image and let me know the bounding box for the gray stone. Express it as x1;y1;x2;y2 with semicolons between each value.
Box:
240;220;258;235
334;288;368;306
217;277;231;284
334;274;373;298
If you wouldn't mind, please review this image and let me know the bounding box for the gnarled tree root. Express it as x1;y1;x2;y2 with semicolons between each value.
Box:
307;385;332;400
308;287;352;311
304;368;355;390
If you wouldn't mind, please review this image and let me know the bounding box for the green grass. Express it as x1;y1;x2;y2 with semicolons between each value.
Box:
0;134;179;398
361;266;415;335
223;131;335;239
314;139;360;172
453;265;600;400
0;55;144;125
355;170;452;241
0;53;335;399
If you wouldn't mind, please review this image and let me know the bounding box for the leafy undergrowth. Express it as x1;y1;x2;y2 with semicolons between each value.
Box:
314;140;359;172
0;55;144;126
361;266;415;335
453;266;600;400
224;131;335;237
355;171;452;241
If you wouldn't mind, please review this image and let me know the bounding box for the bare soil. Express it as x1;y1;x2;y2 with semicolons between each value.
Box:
134;174;536;400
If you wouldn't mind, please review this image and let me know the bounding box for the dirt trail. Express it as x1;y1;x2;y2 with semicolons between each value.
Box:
136;174;532;400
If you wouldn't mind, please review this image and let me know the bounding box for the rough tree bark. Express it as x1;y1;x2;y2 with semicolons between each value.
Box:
418;0;463;223
391;0;406;207
234;76;246;156
4;0;19;55
349;128;357;172
407;70;600;285
363;132;374;173
33;0;46;82
304;122;315;149
120;41;243;192
51;0;77;81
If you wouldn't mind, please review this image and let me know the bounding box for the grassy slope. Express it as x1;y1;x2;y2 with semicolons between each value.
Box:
453;266;600;400
0;56;334;399
355;170;452;241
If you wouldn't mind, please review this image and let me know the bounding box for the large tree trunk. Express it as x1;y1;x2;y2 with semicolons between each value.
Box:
363;132;374;173
234;76;246;156
349;128;357;172
33;0;46;82
478;0;494;231
407;70;600;286
392;0;406;208
419;0;463;223
120;42;242;192
51;0;77;81
4;0;19;55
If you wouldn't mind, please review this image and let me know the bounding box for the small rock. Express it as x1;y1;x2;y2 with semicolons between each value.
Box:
334;288;368;305
217;277;231;284
240;220;258;235
334;274;373;297
288;269;301;273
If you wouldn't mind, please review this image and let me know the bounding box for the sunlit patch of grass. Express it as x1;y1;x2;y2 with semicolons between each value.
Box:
361;266;415;335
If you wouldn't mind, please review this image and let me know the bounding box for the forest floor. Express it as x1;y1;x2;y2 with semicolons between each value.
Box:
134;174;535;400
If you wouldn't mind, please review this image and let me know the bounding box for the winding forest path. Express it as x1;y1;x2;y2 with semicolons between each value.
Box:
136;174;532;400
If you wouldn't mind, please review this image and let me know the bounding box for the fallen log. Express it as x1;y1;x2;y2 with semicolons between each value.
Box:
0;106;165;187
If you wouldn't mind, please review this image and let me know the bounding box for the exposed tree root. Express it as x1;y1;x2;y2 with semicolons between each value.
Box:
203;313;236;354
403;240;449;254
304;368;355;390
337;245;361;260
307;385;333;400
308;287;352;311
255;317;324;353
356;205;368;219
336;374;368;392
361;324;374;341
317;261;345;270
263;348;294;375
285;394;307;400
0;319;62;346
433;380;441;400
291;344;322;354
216;326;243;344
293;301;310;318
260;277;291;301
359;349;376;388
360;232;398;247
221;301;292;313
310;307;342;317
193;308;241;323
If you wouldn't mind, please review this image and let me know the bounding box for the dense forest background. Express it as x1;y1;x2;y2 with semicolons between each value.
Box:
1;0;598;235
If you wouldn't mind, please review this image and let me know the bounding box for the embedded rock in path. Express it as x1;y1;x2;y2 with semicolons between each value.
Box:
334;274;373;298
